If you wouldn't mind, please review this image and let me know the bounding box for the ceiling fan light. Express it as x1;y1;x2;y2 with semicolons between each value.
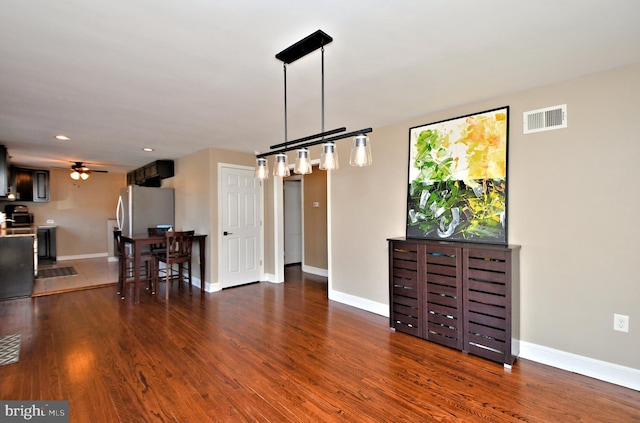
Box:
293;148;312;175
70;170;80;180
80;171;90;180
255;157;269;180
273;153;290;177
319;142;339;170
349;134;372;167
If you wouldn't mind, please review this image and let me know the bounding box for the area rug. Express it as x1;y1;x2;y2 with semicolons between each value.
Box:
37;266;77;279
0;334;21;366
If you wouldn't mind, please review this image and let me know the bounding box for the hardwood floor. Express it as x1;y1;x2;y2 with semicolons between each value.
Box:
1;266;639;422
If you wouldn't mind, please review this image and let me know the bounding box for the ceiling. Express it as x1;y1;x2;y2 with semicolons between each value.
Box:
1;1;639;174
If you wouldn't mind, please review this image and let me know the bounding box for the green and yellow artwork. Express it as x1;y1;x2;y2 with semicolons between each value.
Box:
406;106;509;244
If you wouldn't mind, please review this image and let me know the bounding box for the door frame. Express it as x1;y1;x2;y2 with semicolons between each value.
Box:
217;163;265;287
272;159;331;284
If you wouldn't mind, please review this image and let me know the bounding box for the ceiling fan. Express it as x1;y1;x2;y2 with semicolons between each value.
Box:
69;161;108;180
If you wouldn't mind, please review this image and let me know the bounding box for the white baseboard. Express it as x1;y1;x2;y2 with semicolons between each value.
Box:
187;277;221;293
328;291;639;391
328;288;389;318
264;273;284;284
302;265;328;277
519;341;639;391
57;253;108;261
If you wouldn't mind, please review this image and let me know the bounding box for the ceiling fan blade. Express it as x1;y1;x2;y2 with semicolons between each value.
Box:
69;161;108;173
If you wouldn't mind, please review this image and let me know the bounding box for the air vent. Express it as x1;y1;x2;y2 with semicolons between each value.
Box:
523;104;567;134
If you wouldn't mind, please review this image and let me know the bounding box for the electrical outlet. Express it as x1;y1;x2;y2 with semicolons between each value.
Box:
46;219;54;224
613;314;629;333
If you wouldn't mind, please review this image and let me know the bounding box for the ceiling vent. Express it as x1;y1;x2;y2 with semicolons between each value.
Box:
523;104;567;134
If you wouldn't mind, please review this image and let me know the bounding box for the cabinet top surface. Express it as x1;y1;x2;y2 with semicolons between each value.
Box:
387;236;521;251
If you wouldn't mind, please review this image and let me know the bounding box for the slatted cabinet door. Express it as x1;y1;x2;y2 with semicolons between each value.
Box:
423;245;463;350
463;247;520;366
389;241;422;337
389;238;520;366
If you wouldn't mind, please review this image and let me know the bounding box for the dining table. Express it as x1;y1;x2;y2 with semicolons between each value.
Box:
120;232;207;303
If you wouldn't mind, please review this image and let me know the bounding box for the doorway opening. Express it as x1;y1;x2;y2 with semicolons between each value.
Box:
282;166;328;278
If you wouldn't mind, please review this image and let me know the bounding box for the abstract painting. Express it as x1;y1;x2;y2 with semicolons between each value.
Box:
406;106;509;244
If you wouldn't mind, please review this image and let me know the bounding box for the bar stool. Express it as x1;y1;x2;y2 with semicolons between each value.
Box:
153;230;194;299
113;229;155;300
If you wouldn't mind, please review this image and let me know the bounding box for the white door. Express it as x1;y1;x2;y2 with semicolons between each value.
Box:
220;165;262;288
284;180;302;264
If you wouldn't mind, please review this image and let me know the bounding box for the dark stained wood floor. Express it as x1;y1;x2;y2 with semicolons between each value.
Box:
1;266;639;422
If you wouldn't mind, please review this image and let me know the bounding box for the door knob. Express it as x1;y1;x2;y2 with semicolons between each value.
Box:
223;231;233;236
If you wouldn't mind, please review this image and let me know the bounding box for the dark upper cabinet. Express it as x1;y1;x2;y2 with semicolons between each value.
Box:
33;170;50;202
0;145;7;197
10;166;50;202
127;160;174;187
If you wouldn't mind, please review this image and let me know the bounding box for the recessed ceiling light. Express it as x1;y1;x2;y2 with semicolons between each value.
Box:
142;147;154;152
55;134;71;140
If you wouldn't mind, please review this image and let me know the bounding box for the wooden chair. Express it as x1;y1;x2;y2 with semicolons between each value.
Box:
113;229;155;300
153;231;195;299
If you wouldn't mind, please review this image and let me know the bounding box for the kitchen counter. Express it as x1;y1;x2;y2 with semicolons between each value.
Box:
0;226;37;237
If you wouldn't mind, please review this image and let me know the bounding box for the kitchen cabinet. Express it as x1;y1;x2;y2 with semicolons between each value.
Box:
127;160;174;187
33;170;50;201
0;145;7;197
10;166;50;202
37;226;57;263
388;238;520;366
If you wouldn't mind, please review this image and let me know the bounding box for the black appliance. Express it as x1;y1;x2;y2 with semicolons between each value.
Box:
4;204;34;227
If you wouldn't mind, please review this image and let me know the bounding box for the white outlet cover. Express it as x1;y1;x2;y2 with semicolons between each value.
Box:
614;314;629;333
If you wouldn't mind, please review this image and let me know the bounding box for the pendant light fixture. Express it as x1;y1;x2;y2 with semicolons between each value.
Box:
319;142;339;170
255;157;269;179
349;134;373;167
273;153;290;177
294;148;312;174
255;30;373;179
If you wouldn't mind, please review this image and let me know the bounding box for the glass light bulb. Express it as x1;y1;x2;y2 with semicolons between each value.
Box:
255;158;269;180
319;143;339;170
70;171;80;180
349;134;372;167
273;153;290;177
294;148;312;175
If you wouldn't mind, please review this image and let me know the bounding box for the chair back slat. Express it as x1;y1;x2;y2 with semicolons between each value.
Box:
165;231;194;259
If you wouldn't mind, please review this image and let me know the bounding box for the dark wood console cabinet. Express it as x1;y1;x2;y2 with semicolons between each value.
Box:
388;238;520;366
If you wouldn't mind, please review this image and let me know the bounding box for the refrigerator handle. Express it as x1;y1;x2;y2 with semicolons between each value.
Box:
116;196;124;230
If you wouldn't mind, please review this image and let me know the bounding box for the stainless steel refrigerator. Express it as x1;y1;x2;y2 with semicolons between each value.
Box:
116;185;174;237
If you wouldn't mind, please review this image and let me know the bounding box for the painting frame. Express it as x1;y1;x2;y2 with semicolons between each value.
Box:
406;106;509;245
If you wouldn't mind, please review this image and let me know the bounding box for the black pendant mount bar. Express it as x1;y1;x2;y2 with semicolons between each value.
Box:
257;128;372;159
269;127;346;150
275;30;333;64
257;30;373;160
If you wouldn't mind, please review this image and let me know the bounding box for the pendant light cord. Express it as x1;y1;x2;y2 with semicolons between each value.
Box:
284;64;288;146
321;46;325;139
